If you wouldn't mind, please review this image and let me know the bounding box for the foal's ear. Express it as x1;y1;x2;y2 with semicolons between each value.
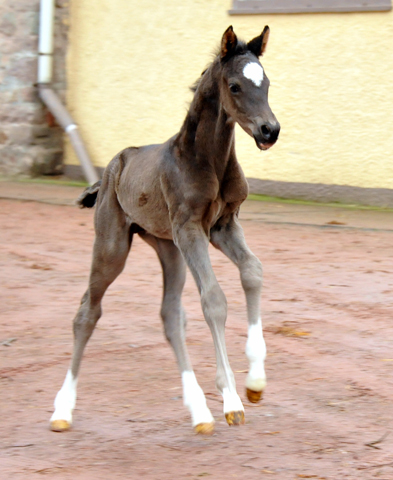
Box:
221;26;238;60
247;26;270;57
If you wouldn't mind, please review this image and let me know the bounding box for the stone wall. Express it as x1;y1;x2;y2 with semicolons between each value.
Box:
0;0;69;177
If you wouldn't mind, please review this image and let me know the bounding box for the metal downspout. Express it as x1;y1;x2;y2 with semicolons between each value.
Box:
37;0;99;185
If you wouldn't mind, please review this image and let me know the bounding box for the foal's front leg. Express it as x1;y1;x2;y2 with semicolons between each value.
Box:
139;234;215;434
211;216;266;403
174;223;245;426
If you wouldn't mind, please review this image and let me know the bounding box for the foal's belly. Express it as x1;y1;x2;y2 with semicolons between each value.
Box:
116;147;174;240
118;183;173;240
129;202;173;240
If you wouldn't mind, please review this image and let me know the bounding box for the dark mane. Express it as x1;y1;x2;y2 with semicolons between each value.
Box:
190;72;207;93
190;40;249;93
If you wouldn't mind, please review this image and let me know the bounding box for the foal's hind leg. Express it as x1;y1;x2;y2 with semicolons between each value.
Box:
139;233;215;434
211;215;266;403
50;189;132;431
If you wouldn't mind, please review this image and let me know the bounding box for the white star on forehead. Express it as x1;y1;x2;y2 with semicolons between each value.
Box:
243;62;264;87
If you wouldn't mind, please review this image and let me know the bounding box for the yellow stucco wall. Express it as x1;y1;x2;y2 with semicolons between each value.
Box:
66;0;393;190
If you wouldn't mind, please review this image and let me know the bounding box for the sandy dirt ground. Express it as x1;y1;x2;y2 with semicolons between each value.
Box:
1;191;393;479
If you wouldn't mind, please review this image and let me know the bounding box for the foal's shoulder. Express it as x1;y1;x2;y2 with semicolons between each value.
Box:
221;159;249;205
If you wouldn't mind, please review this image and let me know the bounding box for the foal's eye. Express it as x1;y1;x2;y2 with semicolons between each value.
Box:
229;83;240;94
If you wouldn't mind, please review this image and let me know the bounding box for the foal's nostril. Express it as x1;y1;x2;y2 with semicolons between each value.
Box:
261;124;271;140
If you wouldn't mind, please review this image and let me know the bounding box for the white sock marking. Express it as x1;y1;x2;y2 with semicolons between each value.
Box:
243;62;264;87
182;371;214;427
50;370;78;424
222;388;244;414
245;319;267;392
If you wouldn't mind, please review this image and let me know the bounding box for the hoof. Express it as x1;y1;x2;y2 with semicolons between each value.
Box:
194;422;215;435
50;419;71;432
225;410;245;426
246;388;263;403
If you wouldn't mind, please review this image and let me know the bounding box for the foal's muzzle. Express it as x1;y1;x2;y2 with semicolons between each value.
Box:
253;122;280;151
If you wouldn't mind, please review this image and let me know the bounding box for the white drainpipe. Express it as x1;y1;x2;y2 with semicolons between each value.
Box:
37;0;99;185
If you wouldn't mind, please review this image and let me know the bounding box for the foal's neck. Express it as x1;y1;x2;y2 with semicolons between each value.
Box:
175;60;235;181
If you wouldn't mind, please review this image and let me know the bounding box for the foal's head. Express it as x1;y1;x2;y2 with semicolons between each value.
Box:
219;26;280;150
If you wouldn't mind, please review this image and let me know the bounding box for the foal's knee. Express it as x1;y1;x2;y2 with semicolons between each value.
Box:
241;255;263;293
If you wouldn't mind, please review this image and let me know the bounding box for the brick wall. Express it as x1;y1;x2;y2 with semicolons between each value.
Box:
0;0;69;177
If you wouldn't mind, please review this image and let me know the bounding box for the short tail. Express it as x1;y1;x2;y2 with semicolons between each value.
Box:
76;180;102;208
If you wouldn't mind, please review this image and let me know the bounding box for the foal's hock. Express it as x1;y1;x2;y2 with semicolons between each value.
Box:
50;26;280;435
